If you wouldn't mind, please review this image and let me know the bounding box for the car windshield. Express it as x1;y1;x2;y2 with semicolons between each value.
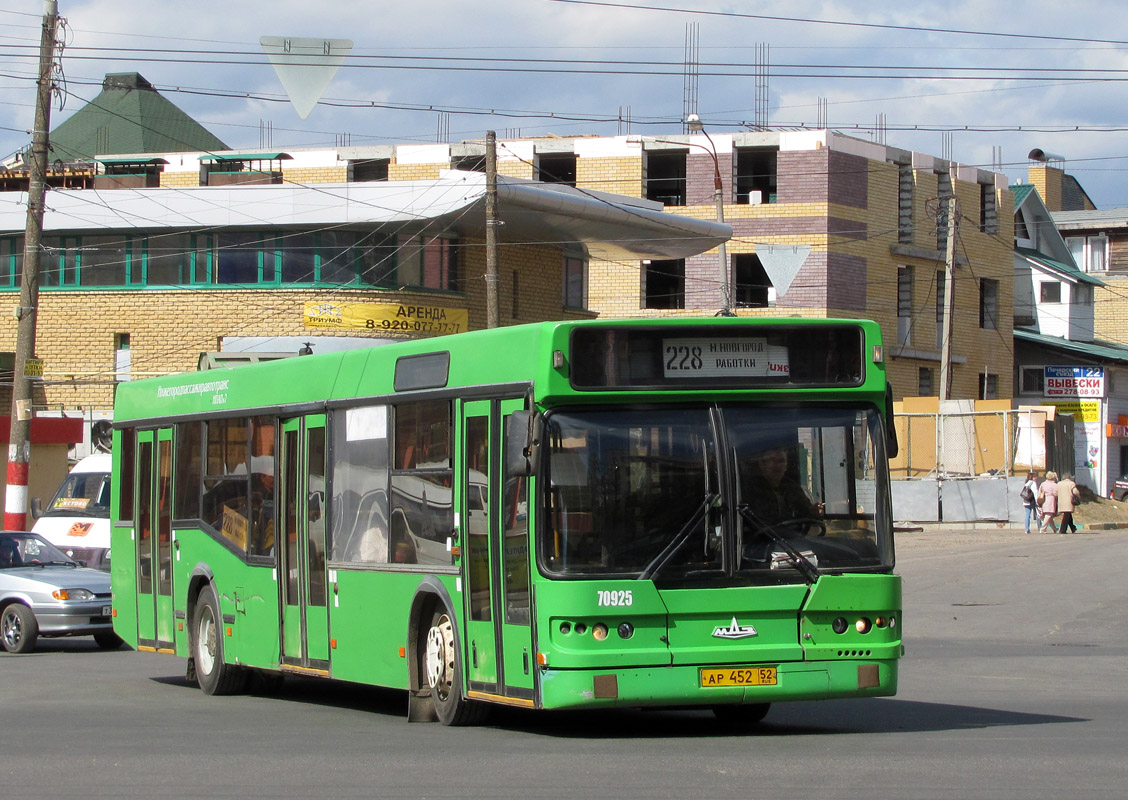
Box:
0;532;77;568
41;470;111;518
539;405;892;581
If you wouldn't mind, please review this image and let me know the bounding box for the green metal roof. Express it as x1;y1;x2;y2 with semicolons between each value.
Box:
47;73;228;162
1010;183;1035;206
1015;246;1104;286
199;152;292;163
1015;328;1128;365
96;157;169;165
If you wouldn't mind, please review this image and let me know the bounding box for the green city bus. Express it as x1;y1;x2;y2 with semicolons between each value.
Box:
110;317;902;725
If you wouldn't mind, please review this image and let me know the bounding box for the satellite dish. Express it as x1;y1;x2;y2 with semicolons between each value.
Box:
91;420;113;453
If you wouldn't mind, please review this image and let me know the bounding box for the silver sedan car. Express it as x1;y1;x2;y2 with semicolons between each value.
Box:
0;531;121;654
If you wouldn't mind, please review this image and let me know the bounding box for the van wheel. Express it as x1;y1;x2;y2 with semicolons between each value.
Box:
422;610;486;726
1;603;38;654
192;585;247;695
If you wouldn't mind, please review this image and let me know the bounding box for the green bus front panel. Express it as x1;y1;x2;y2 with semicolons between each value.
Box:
534;574;901;710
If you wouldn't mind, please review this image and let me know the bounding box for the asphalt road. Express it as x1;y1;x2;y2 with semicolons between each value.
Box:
2;528;1126;799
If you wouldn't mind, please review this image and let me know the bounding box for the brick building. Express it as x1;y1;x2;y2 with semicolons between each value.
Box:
3;121;1017;444
0;170;727;444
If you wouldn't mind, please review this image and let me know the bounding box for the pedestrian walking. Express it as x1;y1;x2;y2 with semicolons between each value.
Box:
1039;471;1059;533
1020;471;1040;534
1056;473;1081;534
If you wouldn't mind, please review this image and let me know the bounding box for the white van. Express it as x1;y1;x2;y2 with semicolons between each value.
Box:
31;453;112;571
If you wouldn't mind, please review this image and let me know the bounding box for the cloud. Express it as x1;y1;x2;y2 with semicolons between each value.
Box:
3;1;1127;203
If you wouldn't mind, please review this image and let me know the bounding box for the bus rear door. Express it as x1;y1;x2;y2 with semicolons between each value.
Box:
279;415;329;670
460;399;534;705
135;428;175;650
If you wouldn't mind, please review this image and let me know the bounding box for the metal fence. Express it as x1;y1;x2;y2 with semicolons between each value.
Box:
890;409;1074;523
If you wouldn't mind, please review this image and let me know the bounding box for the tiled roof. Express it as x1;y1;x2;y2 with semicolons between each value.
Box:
1015;328;1128;365
47;72;228;162
1015;246;1104;286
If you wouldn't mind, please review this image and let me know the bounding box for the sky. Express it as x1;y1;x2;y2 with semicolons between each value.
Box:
2;0;1127;207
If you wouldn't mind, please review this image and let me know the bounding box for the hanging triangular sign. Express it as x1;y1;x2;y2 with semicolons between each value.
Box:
261;36;353;120
756;244;810;298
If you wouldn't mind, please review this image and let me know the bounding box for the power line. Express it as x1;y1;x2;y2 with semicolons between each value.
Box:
548;0;1128;47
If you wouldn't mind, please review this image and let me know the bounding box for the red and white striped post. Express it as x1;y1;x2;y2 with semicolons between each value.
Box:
5;456;30;531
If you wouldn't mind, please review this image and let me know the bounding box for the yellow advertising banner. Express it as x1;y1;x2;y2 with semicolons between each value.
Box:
303;301;468;335
1049;400;1101;424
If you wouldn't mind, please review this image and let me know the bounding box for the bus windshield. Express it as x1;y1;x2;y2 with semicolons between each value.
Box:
541;405;891;581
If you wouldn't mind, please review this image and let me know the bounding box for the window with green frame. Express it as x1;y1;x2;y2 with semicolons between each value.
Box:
0;228;463;291
0;237;21;288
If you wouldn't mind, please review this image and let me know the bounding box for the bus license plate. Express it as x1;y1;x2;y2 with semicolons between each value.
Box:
700;666;777;687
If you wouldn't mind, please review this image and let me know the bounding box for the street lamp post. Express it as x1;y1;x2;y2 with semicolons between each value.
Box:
686;114;734;316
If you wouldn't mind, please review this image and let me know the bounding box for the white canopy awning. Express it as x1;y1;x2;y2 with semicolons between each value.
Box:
7;170;730;261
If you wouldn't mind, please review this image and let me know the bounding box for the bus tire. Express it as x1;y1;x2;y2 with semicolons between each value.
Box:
1;603;38;654
423;609;485;726
712;702;770;725
192;585;247;695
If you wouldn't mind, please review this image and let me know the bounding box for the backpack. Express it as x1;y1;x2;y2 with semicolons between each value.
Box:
1020;484;1034;503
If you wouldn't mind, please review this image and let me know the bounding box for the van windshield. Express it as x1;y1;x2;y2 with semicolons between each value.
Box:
42;471;112;518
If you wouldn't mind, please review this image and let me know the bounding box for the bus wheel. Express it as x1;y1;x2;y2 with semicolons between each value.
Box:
423;610;484;726
93;631;124;649
1;603;38;654
712;703;771;725
192;585;246;695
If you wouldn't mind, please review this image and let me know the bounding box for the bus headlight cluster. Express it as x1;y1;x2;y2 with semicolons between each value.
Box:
558;620;635;640
831;615;896;634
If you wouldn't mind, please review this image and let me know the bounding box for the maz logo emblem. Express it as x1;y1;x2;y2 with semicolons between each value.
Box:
712;617;759;639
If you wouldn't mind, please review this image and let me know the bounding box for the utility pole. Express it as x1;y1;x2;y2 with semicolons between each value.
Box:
938;199;958;402
6;0;59;530
484;130;500;329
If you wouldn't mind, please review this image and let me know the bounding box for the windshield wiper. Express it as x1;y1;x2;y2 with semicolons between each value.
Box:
737;504;821;584
639;492;718;581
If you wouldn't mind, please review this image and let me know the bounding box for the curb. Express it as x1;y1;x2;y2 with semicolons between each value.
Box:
897;521;1128;533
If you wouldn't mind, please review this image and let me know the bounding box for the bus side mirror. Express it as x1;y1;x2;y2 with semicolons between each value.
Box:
885;381;899;460
505;410;542;477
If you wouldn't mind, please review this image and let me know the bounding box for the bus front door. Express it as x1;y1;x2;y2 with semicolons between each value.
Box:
460;399;535;704
278;415;329;670
135;428;175;650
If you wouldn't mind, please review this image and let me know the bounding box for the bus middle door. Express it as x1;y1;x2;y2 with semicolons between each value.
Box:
279;415;329;670
135;427;175;650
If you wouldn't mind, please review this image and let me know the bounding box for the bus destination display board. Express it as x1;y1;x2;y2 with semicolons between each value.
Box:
662;336;790;379
570;324;864;390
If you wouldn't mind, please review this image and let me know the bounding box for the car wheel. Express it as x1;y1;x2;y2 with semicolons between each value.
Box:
1;603;39;654
192;585;247;695
93;630;124;649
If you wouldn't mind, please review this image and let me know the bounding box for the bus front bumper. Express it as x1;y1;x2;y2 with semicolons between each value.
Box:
538;658;898;710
